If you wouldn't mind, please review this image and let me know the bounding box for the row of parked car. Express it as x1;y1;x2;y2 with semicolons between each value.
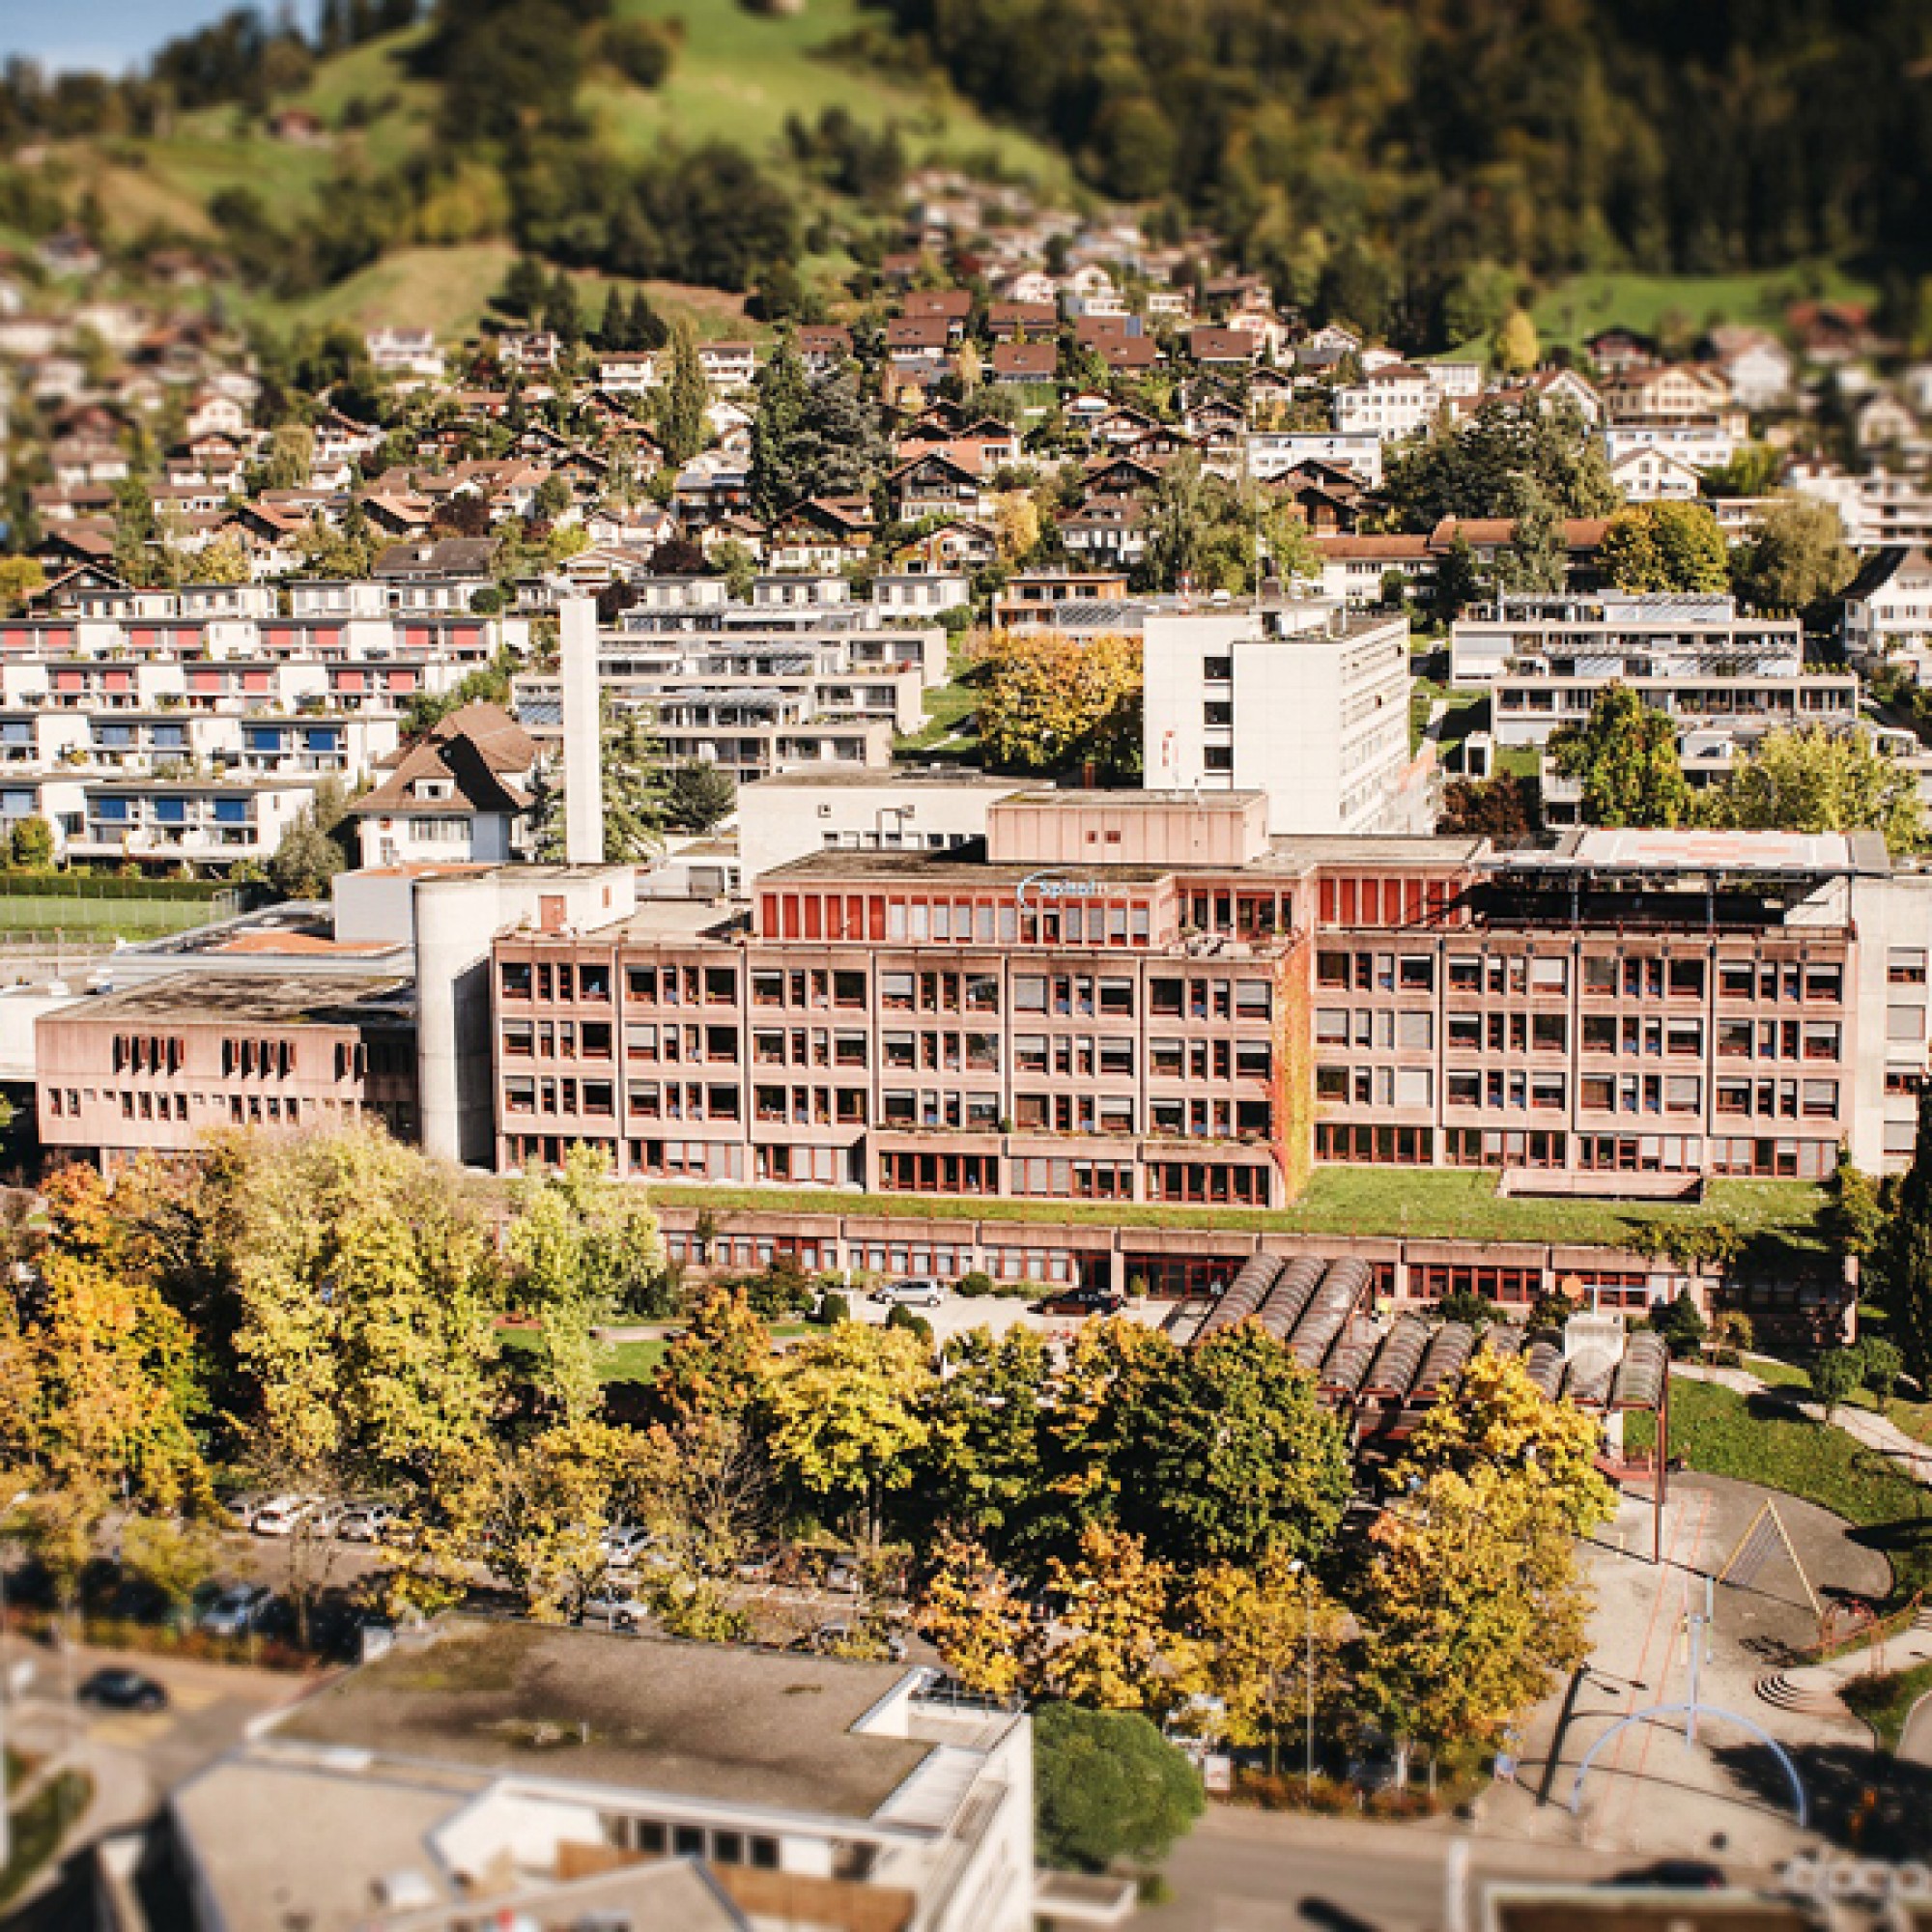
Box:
221;1493;401;1543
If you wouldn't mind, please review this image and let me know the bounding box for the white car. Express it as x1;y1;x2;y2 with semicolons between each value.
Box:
601;1525;652;1568
871;1278;943;1308
580;1588;643;1633
220;1492;269;1530
337;1503;396;1544
248;1495;313;1538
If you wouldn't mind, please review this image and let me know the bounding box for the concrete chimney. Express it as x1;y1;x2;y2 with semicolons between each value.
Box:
559;595;604;866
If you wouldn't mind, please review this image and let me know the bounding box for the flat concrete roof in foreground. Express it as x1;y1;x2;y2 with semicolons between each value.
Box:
272;1619;932;1820
55;971;414;1025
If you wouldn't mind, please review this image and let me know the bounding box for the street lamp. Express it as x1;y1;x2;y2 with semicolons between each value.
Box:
1288;1557;1315;1792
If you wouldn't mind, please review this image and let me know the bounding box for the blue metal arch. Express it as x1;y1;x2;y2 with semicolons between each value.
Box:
1568;1703;1808;1828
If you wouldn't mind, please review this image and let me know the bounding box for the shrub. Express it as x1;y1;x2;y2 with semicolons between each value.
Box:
1034;1703;1203;1873
813;1291;850;1326
956;1270;994;1299
886;1302;934;1347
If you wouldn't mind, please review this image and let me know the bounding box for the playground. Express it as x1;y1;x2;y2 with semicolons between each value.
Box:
1499;1470;1925;1868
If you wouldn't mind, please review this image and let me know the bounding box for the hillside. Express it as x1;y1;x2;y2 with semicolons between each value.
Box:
24;0;1073;342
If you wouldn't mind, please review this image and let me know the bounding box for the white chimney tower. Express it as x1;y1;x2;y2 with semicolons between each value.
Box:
559;595;604;866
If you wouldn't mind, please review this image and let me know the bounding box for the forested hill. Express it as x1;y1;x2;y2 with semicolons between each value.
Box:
872;0;1932;292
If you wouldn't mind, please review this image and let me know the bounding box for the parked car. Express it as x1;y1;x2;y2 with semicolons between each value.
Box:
579;1588;643;1633
220;1492;269;1531
1610;1862;1726;1890
824;1558;861;1595
200;1584;272;1636
306;1500;346;1538
871;1278;943;1308
78;1667;168;1713
249;1495;315;1538
601;1525;652;1567
336;1503;396;1545
1032;1287;1123;1319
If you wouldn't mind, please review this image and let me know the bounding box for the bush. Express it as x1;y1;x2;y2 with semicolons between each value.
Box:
813;1291;850;1326
956;1270;994;1299
735;1262;815;1321
1034;1703;1203;1873
1651;1291;1708;1359
886;1302;934;1347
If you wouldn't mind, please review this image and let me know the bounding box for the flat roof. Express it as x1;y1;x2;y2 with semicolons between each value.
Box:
745;769;1019;791
57;971;414;1025
1547;828;1881;874
271;1620;933;1822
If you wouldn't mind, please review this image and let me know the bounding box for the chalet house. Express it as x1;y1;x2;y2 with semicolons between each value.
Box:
497;331;561;373
1511;368;1604;425
889;519;997;575
696;342;758;391
1077;453;1164;505
991;341;1056;386
1145;288;1193;324
359;495;434;539
1246;365;1296;415
1601;363;1733;422
1097;335;1161;378
697;515;766;564
1057;497;1149;570
1092;405;1162;448
1073;313;1135;348
1304;322;1361;355
889;450;985;523
671;461;751;529
582;503;672;553
886;317;953;371
185;389;248;441
991;569;1129;630
987;301;1057;342
766;497;875;571
1842;546;1932;673
998;268;1058;306
596;352;661;394
1608;446;1704;502
1188;327;1261;369
347;703;535;867
364;328;443;380
1272;462;1364;534
373;538;497;612
1702;327;1795;412
1313;533;1437;608
796;326;854;376
1183;396;1246;442
1786;301;1876;363
1584;328;1657;375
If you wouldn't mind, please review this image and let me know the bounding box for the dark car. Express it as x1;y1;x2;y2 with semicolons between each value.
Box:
78;1667;168;1713
1608;1861;1726;1890
1032;1287;1124;1318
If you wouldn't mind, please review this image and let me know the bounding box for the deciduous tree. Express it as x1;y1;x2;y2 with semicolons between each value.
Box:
917;1531;1041;1697
1043;1524;1174;1711
1549;683;1691;828
977;630;1142;777
1731;497;1855;615
1702;725;1922;850
766;1321;934;1548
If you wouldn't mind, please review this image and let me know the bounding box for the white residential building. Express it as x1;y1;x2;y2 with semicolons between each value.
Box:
1142;603;1416;834
1331;365;1442;440
1609;446;1705;502
1452;592;1803;686
737;769;1019;881
1602;421;1740;474
1248;432;1384;488
1843;547;1932;678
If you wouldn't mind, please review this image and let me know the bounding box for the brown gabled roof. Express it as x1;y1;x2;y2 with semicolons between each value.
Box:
991;342;1057;380
350;731;529;820
430;701;538;773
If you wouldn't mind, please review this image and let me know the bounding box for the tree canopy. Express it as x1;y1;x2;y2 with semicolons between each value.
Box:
1549;684;1691;828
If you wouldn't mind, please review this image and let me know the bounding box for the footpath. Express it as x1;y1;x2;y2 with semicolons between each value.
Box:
1675;1358;1932;1487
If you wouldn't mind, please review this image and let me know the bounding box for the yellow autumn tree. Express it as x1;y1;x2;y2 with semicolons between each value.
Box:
1395;1350;1616;1535
977;630;1143;778
918;1532;1042;1698
1044;1524;1175;1712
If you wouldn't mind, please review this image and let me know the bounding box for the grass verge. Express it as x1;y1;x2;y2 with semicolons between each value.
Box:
1624;1377;1932;1605
1747;1356;1932;1448
1843;1659;1932;1754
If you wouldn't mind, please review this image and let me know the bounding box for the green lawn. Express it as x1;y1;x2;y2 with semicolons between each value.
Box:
1744;1355;1932;1449
0;895;226;939
592;0;1073;191
1843;1659;1932;1753
1625;1377;1932;1605
1531;265;1877;356
649;1171;1828;1261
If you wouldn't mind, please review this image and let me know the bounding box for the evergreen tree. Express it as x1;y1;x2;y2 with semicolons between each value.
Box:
788;369;890;504
1495;479;1567;593
597;284;628;351
661;320;707;466
498;256;550;325
749;326;809;521
665;760;738;833
544;270;582;345
1878;1086;1932;1384
628;290;668;351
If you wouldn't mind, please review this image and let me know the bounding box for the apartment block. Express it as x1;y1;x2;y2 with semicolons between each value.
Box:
1142;604;1418;835
1452;592;1804;686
